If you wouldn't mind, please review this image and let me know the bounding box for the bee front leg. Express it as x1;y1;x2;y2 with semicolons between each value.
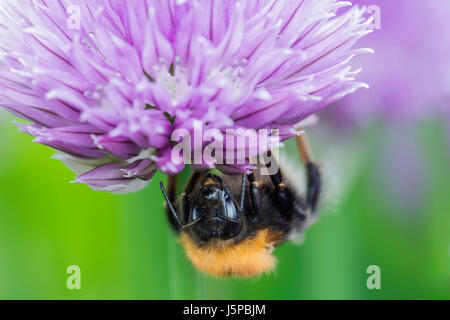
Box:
167;174;178;203
265;151;308;220
184;171;203;194
160;175;183;232
179;171;203;224
247;172;260;215
161;171;204;233
296;134;322;214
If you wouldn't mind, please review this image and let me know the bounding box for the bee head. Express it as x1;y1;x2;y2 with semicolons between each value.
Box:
187;174;243;242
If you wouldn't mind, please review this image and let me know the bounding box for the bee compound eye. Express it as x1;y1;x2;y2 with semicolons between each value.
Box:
223;199;239;221
190;206;199;222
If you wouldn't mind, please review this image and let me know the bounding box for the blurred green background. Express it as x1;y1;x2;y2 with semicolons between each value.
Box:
0;110;449;300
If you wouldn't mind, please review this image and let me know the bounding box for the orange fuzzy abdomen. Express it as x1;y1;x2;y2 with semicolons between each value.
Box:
180;229;280;278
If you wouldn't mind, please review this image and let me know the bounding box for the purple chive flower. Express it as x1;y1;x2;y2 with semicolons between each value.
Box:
331;0;450;124
0;0;371;193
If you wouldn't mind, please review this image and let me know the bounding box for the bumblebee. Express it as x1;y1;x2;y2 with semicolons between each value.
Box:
160;134;321;277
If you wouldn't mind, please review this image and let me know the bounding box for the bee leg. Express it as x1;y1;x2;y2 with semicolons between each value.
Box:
296;134;322;214
160;177;182;232
238;174;246;212
184;171;203;194
167;174;178;203
161;171;205;232
266;151;307;220
179;171;203;224
247;172;260;215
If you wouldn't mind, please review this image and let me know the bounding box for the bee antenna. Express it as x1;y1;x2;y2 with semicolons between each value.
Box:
159;181;183;228
220;216;242;224
182;217;203;229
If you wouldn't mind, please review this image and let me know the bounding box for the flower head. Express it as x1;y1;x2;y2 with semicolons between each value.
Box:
0;0;371;192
